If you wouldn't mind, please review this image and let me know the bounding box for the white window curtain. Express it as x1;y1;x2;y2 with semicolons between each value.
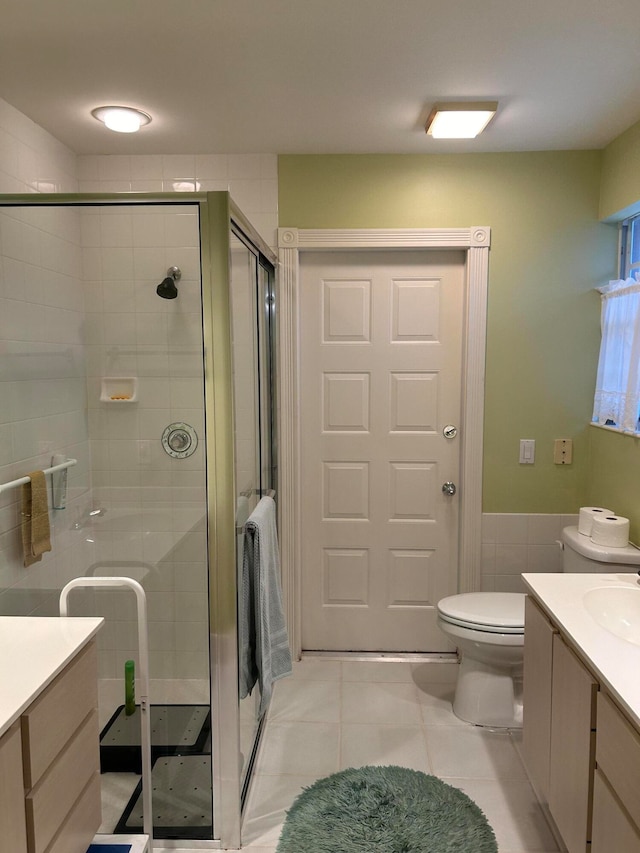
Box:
593;277;640;432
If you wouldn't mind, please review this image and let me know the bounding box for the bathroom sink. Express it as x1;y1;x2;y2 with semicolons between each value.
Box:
583;586;640;645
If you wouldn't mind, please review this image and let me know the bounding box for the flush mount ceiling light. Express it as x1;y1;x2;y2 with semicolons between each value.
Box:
425;101;498;139
91;105;152;133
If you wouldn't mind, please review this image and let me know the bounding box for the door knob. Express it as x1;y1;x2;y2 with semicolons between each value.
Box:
442;481;457;496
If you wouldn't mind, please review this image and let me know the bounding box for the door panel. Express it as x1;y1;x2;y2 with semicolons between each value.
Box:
300;250;464;651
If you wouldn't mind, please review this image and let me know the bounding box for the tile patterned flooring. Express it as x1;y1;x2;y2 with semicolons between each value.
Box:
225;657;560;853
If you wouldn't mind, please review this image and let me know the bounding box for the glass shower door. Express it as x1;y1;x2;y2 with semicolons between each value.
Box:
0;197;214;842
229;230;277;797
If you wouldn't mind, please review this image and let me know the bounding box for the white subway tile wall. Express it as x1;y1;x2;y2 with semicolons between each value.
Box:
81;203;208;680
0;97;89;620
78;152;279;248
0;98;77;194
481;513;579;592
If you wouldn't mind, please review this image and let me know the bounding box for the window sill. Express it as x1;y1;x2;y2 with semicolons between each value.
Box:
590;422;640;437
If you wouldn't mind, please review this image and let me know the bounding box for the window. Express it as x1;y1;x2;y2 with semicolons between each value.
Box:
620;213;640;280
592;265;640;433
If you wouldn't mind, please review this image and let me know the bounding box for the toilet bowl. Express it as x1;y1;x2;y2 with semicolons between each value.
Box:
437;524;640;729
437;592;525;728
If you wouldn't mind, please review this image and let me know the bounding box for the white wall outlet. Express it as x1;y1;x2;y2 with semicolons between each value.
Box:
519;439;535;464
554;438;573;464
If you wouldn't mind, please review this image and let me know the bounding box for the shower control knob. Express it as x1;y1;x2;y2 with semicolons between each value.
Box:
162;422;198;459
442;481;457;496
169;430;190;452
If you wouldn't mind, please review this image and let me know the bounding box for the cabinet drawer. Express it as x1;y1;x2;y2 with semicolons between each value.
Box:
21;640;97;788
45;772;102;853
592;768;640;852
596;691;640;829
0;721;28;853
25;710;99;853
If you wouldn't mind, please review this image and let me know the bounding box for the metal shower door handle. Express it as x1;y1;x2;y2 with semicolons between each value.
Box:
442;481;457;496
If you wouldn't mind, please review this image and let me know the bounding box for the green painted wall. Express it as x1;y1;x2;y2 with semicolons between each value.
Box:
279;152;617;513
600;118;640;221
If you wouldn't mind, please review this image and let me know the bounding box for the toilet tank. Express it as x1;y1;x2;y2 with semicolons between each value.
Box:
562;526;640;572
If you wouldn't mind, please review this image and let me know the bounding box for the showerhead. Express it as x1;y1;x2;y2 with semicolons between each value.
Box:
156;266;181;299
157;276;178;299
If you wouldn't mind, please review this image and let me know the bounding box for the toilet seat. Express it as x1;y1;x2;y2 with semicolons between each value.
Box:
437;592;525;635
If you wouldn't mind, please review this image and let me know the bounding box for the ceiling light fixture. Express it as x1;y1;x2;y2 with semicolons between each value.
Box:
91;106;152;134
425;101;498;139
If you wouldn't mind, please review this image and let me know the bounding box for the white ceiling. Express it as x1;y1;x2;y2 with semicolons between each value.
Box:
1;0;639;156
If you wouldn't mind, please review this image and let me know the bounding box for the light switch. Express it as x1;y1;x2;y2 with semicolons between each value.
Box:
519;439;535;464
554;438;573;464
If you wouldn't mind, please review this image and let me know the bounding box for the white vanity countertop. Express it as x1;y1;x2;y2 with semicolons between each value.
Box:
0;616;103;739
523;572;640;729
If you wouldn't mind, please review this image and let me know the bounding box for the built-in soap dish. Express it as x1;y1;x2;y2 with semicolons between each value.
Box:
100;377;138;403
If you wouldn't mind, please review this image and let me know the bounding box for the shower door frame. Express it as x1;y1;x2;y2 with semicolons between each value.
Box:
0;191;276;850
202;193;279;848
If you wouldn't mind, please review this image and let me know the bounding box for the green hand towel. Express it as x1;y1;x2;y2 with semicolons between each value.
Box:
22;470;52;567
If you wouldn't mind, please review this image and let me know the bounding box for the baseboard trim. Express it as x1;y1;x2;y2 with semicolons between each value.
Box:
301;651;459;663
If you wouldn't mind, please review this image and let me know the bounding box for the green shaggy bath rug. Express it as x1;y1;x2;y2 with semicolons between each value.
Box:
276;765;497;853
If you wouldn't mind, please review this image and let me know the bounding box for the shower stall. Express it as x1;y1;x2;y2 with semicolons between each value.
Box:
0;191;278;848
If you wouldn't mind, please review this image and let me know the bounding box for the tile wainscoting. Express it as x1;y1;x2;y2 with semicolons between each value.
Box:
481;513;579;593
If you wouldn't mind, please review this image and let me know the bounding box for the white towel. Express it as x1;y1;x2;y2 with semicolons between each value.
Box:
238;496;292;715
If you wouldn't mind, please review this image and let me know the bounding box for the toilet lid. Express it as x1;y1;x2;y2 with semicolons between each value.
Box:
437;592;525;633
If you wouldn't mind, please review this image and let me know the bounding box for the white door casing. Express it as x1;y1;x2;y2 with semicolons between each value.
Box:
300;250;464;651
277;227;491;657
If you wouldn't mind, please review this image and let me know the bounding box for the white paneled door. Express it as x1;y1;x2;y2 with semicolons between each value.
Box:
300;251;465;651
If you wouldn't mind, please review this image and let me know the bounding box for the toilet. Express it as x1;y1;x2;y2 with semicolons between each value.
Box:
437;524;640;728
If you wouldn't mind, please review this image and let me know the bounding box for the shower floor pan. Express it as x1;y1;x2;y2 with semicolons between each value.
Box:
114;755;213;840
100;704;211;773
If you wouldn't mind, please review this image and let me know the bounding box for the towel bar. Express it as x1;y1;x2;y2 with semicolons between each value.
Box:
239;487;276;499
0;458;77;495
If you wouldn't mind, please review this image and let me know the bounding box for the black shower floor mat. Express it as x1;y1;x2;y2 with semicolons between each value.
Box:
114;754;213;840
100;704;211;773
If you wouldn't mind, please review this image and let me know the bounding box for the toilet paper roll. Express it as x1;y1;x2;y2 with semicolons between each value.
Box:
590;515;630;548
578;507;614;536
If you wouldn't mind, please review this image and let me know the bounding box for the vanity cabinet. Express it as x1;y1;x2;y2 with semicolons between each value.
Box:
22;640;101;853
523;592;640;853
0;617;103;853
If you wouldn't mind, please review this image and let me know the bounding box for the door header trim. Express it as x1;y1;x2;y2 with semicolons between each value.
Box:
278;226;491;249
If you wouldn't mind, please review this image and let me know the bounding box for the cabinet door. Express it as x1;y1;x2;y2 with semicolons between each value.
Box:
0;721;28;853
592;769;640;852
522;595;556;802
596;691;640;830
548;634;598;853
